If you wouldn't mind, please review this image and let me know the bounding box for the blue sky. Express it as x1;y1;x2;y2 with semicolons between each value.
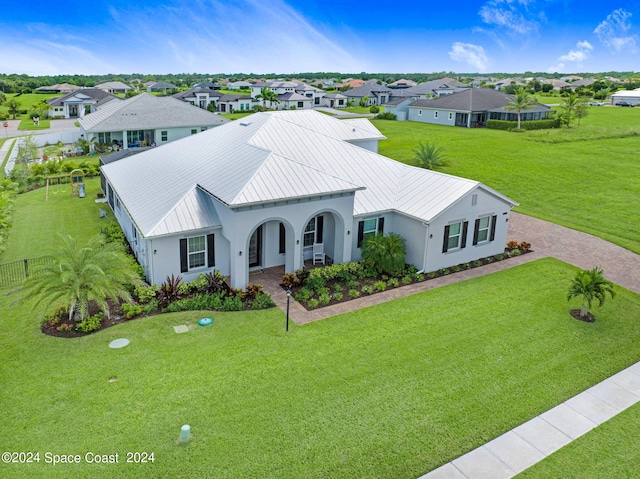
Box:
1;0;639;75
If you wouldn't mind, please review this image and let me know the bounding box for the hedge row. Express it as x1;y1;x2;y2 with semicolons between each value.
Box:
487;118;561;131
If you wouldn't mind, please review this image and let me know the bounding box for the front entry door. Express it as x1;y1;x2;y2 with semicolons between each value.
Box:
249;225;263;268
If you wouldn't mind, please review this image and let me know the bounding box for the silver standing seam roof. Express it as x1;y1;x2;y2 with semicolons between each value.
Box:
102;110;517;238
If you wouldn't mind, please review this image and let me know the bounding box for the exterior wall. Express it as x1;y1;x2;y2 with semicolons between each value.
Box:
349;139;379;153
424;188;512;272
611;93;640;105
407;107;457;126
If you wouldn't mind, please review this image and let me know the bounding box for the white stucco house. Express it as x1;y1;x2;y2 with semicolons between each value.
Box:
78;93;229;148
101;110;518;290
46;89;120;119
251;81;325;109
611;89;640;106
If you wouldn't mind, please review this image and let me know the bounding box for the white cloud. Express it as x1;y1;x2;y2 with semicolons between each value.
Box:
478;0;540;35
448;42;490;72
594;9;638;53
548;40;593;72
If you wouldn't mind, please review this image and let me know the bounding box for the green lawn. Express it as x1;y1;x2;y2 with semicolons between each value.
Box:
18;118;51;130
220;112;254;120
0;93;58;119
374;107;640;254
1;257;639;478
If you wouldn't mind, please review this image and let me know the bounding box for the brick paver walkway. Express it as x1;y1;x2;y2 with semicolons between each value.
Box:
259;212;640;325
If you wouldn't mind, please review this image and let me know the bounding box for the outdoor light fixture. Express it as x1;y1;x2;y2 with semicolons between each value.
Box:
347;230;350;235
296;240;300;245
239;251;242;256
286;289;292;332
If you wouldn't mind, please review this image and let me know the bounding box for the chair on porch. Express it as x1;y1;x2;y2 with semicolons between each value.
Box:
312;243;325;265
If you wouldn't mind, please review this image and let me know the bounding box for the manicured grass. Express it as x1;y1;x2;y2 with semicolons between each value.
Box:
1;258;640;478
516;402;640;478
1;176;105;262
343;106;376;114
373;107;640;254
220;112;254;120
18;118;50;130
0;93;58;119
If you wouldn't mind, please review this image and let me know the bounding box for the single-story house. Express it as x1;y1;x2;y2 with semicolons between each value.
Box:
95;81;132;94
216;94;256;113
46;88;120;119
35;83;81;94
321;93;348;108
101;110;518;290
78;93;229;148
388;79;418;89
227;81;253;90
383;98;415;121
251;81;325;108
147;81;178;92
193;81;220;90
342;80;392;105
405;88;552;127
611;89;640;106
404;79;467;98
173;88;221;110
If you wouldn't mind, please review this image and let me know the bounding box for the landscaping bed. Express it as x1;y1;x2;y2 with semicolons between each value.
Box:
283;241;532;310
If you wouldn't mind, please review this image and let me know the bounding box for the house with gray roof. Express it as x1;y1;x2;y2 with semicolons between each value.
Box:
46;88;120;119
78;93;229;148
227;81;252;90
173;88;221;110
405;79;467;98
250;81;325;109
147;81;178;92
216;94;256;113
342;80;392;105
405;88;552;127
321;92;348;108
101;110;517;290
35;83;81;93
95;81;132;94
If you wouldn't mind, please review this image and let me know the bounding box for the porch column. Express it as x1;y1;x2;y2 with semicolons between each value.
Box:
122;130;128;148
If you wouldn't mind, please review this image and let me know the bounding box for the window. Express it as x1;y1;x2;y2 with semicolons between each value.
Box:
357;217;384;247
471;194;478;206
442;221;468;253
418;109;422;116
180;234;215;273
304;216;324;247
298;102;304;108
201;127;207;132
188;236;206;269
127;130;144;144
473;215;497;245
449;112;453;120
161;130;168;142
434;111;439;119
279;223;286;254
338;99;344;106
191;129;197;135
98;132;111;144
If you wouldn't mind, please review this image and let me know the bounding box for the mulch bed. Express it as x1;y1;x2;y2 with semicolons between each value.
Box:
41;299;130;338
569;309;596;323
283;248;533;311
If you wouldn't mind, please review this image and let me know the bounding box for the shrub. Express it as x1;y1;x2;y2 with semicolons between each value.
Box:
57;323;75;332
307;299;319;309
333;292;343;302
134;284;157;304
177;281;191;296
369;105;380;113
510;249;522;257
346;279;359;289
374;281;386;292
189;274;209;293
402;275;413;285
294;287;314;303
361;233;406;276
375;112;396;120
426;271;436;279
348;289;361;299
462;263;471;270
473;260;483;267
163;293;225;312
362;285;373;295
281;272;299;289
440;268;451;275
506;240;519;249
332;283;344;293
245;283;264;299
222;295;244;311
101;221;126;245
143;299;159;315
306;275;326;292
251;292;274;310
451;265;461;272
158;274;183;307
121;303;143;319
76;312;104;333
495;253;505;261
388;278;399;288
318;292;331;306
486;118;560;131
518;241;532;252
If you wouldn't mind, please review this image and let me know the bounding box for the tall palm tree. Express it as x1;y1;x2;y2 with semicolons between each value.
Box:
414;141;448;170
255;87;279;109
567;266;615;320
20;234;141;322
504;87;536;130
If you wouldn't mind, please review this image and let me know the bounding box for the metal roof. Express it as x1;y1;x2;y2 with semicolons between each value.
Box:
408;88;550;113
102;110;516;238
78;93;229;132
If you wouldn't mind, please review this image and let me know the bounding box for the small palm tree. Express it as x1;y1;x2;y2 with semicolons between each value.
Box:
414;141;448;170
362;233;406;276
559;92;588;127
504;87;536;130
567;266;615;320
19;234;141;322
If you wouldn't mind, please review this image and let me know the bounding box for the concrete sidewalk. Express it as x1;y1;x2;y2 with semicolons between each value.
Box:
419;361;640;478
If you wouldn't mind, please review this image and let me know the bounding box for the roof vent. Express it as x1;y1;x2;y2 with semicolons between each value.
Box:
352;128;356;132
240;122;251;127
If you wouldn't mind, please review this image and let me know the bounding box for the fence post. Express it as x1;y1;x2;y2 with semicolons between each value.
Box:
24;258;29;278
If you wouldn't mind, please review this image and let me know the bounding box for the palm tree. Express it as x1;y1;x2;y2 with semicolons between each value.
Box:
19;234;141;322
567;266;615;320
255;87;279;109
414;141;448;170
504;87;536;130
559;92;588;127
5;98;21;119
362;233;406;276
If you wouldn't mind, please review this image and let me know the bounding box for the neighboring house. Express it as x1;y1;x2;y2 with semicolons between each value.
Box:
193;81;220;90
46;88;120;119
101;110;517;290
95;81;132;94
216;94;256;113
78;93;229;148
404;79;466;98
173;88;221;110
340;79;366;89
383;98;416;121
342;80;392;105
404;88;552;128
147;81;178;92
542;79;571;91
611;89;640;106
251;81;325;109
35;83;81;93
569;78;596;88
489;78;526;90
388;79;418;89
321;93;348;108
227;81;252;90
